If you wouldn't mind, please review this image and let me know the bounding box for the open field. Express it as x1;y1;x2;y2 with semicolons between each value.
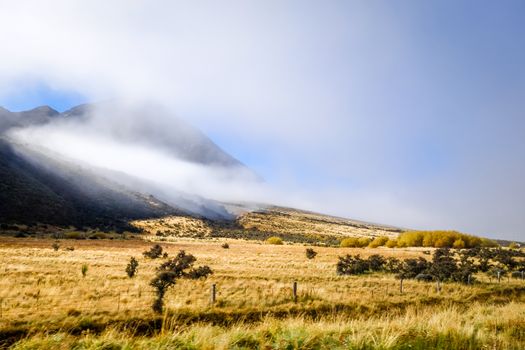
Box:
0;236;524;349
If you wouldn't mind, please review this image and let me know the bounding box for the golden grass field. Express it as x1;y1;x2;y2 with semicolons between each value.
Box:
0;235;524;349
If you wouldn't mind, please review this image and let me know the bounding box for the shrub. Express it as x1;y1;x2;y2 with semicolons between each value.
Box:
150;250;212;313
429;248;458;281
221;243;230;249
305;248;317;259
126;257;139;278
52;242;60;251
397;257;430;279
453;239;466;249
340;237;359;248
65;232;84;240
81;264;88;277
65;246;75;251
266;237;283;245
366;254;386;271
88;232;108;240
397;230;486;248
336;254;368;275
143;244;163;259
357;237;372;247
385;239;398;248
384;257;402;273
368;236;389;248
508;242;520;249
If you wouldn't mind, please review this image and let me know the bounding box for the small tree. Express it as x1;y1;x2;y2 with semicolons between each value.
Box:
126;257;139;278
52;241;60;251
266;236;283;245
336;254;368;275
143;244;163;259
367;254;386;271
81;264;88;278
305;248;317;259
221;243;230;249
150;250;212;313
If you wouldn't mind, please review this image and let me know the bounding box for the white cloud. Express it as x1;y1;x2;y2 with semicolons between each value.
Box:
0;1;524;240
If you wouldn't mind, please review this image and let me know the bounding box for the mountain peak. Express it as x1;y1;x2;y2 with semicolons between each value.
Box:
26;105;59;116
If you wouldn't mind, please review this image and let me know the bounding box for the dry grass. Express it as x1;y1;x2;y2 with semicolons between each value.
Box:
132;207;402;243
0;236;524;348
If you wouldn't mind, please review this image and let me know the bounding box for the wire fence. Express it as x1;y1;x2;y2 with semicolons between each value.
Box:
0;275;523;321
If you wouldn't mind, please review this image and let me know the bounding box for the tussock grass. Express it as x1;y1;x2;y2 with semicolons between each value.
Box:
0;237;524;349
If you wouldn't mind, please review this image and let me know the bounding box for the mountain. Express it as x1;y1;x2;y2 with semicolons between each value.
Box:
0;102;247;229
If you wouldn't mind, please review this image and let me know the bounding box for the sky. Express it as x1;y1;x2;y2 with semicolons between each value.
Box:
0;1;524;240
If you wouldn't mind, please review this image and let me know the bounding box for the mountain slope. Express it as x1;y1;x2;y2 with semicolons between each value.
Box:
0;139;179;230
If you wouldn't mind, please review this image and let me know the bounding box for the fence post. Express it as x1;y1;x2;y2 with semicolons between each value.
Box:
400;278;403;294
497;271;501;283
467;274;471;285
293;281;298;303
210;283;216;305
436;280;441;293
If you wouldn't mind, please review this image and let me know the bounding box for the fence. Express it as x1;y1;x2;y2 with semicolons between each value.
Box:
0;274;523;321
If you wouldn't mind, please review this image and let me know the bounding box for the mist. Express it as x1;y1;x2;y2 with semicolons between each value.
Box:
1;1;524;240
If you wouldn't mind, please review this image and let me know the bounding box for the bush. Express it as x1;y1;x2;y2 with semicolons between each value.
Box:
397;257;431;279
65;232;84;240
126;257;139;278
453;239;466;249
88;232;108;240
366;254;386;271
51;242;60;251
266;237;283;245
368;236;389;248
221;243;230;249
336;254;368;275
81;264;88;277
385;239;398;248
150;250;212;313
357;237;372;247
305;248;317;259
508;242;520;249
143;244;164;259
340;237;359;248
397;230;491;248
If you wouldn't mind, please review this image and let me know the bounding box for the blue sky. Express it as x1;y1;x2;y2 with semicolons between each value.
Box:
0;1;524;240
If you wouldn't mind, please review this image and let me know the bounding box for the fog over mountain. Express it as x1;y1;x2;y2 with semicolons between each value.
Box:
0;101;269;227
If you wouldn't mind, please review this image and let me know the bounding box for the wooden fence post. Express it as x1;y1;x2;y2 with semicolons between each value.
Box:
467;274;471;285
436;280;441;293
211;284;216;305
400;278;403;294
293;281;298;303
497;271;501;283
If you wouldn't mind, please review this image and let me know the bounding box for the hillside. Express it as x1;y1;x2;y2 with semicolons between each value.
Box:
132;206;403;244
0;102;249;228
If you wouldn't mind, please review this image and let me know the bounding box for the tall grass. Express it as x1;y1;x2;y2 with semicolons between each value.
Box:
10;302;525;349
